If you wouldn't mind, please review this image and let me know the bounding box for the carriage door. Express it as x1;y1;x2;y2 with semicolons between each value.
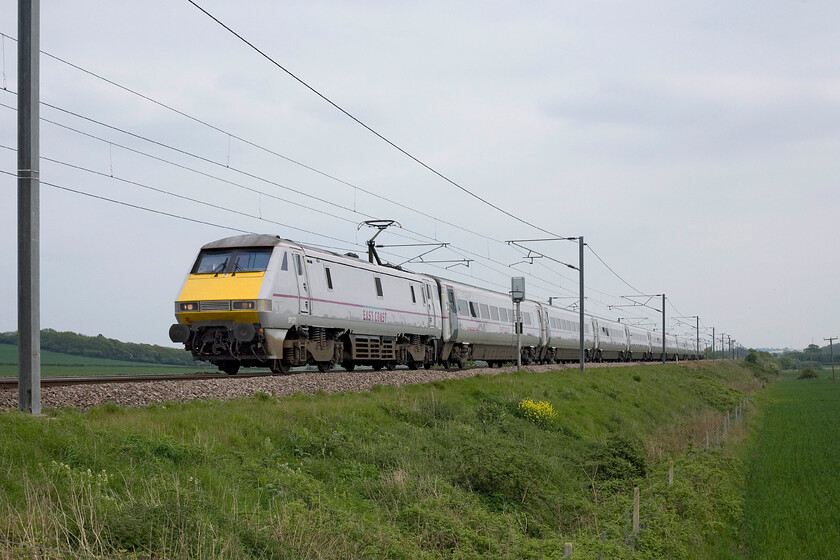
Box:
424;283;435;328
446;287;458;338
291;250;310;314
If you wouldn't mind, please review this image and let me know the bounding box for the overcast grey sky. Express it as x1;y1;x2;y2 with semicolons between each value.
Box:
1;1;838;350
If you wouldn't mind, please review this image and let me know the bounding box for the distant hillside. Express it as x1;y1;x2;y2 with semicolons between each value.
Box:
0;329;200;366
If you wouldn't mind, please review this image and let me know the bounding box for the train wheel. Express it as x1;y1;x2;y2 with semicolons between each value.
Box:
316;362;332;373
385;361;397;371
219;361;240;375
270;360;291;375
457;359;465;369
372;363;383;371
407;361;419;370
442;360;450;370
342;361;355;372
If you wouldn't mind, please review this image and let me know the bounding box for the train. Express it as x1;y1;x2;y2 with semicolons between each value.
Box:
168;234;701;374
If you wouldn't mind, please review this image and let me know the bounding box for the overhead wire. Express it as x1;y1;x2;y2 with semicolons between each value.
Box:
0;91;619;307
0;34;705;330
0;32;544;254
0;39;649;315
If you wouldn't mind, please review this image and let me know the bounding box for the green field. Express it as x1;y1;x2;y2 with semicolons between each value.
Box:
742;371;840;558
0;360;772;559
0;343;212;377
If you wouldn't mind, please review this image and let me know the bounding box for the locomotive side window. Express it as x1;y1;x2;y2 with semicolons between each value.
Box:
375;277;383;297
280;252;288;271
469;302;479;318
410;285;416;303
325;267;333;290
295;254;303;275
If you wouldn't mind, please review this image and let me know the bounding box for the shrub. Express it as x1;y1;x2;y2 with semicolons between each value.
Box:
588;433;648;481
516;398;557;429
798;366;819;380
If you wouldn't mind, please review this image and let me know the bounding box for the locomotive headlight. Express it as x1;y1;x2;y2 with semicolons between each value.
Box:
232;299;272;311
177;302;199;312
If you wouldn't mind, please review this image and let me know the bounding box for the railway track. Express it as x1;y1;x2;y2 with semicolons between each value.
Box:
0;371;276;387
0;360;674;388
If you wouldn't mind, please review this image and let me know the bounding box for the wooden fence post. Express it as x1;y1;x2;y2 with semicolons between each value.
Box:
668;461;674;485
564;542;573;558
633;487;640;533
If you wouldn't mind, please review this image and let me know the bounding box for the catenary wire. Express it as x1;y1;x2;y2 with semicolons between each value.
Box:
0;86;696;330
0;92;629;309
0;48;660;317
0;32;553;254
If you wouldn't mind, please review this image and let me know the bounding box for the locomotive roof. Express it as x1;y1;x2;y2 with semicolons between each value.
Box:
201;234;364;262
202;234;291;249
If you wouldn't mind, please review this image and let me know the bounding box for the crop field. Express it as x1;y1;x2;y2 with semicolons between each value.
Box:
0;343;211;377
742;371;840;558
0;360;770;559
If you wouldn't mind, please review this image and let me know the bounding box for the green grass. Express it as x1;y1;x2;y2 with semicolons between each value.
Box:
0;361;768;559
742;372;840;558
0;343;212;377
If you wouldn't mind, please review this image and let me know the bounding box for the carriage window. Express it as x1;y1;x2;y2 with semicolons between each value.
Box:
523;313;532;326
469;302;479;318
325;267;333;290
421;287;426;303
490;306;499;321
375;277;383;297
479;304;490;319
457;299;468;316
410;285;416;303
500;308;508;323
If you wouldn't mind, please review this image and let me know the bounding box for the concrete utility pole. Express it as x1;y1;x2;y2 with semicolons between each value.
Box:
712;327;715;358
825;337;837;382
18;0;40;414
662;294;666;364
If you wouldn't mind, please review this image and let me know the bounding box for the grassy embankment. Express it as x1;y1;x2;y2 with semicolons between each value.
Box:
0;344;211;377
0;360;773;559
741;369;840;558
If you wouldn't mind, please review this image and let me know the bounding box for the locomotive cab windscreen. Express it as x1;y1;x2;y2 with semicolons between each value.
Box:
192;247;273;275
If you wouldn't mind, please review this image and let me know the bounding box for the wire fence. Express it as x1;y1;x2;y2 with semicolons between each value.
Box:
616;379;763;554
574;378;768;559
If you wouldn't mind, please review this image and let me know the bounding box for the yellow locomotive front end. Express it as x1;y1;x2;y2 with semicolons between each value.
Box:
169;236;277;374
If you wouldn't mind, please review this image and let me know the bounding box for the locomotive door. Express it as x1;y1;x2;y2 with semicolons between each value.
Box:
290;250;310;314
